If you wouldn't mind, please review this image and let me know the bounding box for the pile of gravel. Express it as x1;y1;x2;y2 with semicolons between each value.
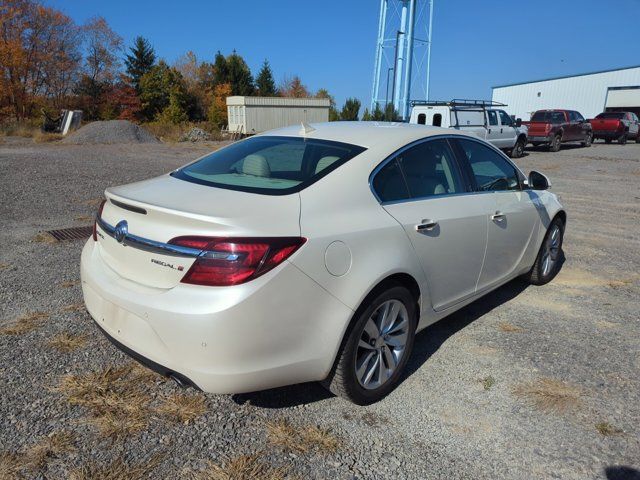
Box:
180;127;211;142
62;120;159;145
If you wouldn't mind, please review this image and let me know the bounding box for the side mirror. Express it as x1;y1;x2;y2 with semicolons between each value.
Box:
528;170;551;190
515;118;522;127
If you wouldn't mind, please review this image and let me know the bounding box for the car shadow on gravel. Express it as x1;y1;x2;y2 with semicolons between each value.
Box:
403;278;530;380
605;466;640;480
233;278;532;409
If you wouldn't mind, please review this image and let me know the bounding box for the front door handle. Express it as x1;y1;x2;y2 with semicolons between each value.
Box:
416;219;438;231
491;211;506;221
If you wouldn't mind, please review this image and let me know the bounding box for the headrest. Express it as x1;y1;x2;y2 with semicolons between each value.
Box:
315;156;340;174
242;154;271;177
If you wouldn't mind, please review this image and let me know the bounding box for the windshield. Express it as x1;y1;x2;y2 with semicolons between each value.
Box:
531;111;565;123
172;136;366;195
595;112;625;119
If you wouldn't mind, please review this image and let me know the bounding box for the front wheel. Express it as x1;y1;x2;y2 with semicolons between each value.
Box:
322;284;417;405
523;217;564;285
510;138;525;158
581;132;592;147
549;134;562;152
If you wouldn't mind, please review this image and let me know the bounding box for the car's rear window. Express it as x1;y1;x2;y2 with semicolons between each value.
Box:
172;136;366;195
531;111;565;123
595;112;625;119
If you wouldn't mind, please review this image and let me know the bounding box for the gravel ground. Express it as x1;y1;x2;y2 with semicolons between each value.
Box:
0;137;639;479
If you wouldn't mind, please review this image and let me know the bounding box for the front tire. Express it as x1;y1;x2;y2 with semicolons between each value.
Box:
581;132;592;147
523;217;564;285
322;284;417;405
510;138;525;158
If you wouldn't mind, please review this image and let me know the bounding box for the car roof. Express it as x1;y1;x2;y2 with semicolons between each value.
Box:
258;121;471;149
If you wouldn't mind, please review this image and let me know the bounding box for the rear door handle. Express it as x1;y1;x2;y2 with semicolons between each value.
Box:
491;211;506;221
415;219;438;231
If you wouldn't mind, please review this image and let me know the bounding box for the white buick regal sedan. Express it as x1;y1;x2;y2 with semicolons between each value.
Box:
81;122;565;405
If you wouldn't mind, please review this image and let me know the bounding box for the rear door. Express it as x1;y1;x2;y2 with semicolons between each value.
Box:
485;109;501;145
451;137;540;291
374;137;492;311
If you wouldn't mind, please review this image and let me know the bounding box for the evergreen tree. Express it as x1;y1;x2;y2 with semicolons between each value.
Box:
212;51;229;87
371;103;385;120
139;60;188;121
124;36;156;91
226;50;254;96
339;97;361;121
361;108;372;121
384;102;399;121
255;60;277;96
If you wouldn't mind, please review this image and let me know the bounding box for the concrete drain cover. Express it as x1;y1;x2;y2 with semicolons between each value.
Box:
46;226;93;242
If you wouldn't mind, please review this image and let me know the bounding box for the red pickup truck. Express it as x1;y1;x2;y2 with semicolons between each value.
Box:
589;112;640;144
524;109;593;152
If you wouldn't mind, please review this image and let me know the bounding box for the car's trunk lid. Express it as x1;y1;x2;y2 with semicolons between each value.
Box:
591;118;622;132
96;174;301;289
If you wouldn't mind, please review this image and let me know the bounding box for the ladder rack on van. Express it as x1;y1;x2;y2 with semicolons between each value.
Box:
410;99;507;109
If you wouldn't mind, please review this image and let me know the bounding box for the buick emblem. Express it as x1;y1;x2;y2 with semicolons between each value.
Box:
114;220;128;244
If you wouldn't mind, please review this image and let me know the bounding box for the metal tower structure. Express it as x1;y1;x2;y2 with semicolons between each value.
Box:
370;0;434;120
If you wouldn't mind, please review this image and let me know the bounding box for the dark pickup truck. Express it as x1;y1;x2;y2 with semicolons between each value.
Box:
524;109;593;152
589;111;640;144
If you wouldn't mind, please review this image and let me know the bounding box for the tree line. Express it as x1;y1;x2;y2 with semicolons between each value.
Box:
0;0;397;127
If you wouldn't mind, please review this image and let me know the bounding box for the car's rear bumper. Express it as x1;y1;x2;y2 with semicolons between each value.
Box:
80;239;353;394
592;130;624;138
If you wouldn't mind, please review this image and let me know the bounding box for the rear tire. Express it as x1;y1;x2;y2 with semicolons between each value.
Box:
618;134;627;145
523;217;564;286
322;284;417;405
549;134;561;152
636;133;640;143
510;138;525;158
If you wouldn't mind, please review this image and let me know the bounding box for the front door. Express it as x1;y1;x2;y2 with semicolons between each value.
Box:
452;137;540;291
372;137;491;311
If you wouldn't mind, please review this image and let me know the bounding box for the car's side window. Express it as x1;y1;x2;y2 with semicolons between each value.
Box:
454;138;520;192
553;112;565;123
498;110;512;126
372;158;410;203
575;112;585;122
487;110;498;126
397;139;463;198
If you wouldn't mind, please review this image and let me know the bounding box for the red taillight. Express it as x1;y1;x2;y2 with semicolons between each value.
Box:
168;236;306;286
92;200;106;241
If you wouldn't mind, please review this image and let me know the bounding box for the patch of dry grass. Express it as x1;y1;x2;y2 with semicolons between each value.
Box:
61;280;80;288
191;455;289;480
0;312;49;335
0;431;75;478
0;122;39;138
498;322;524;333
69;455;161;480
83;198;103;207
266;419;339;454
155;392;207;424
33;131;63;143
75;214;93;222
34;232;57;244
54;364;153;440
595;422;623;436
48;332;87;353
0;263;10;270
608;278;635;289
512;377;581;412
60;302;84;313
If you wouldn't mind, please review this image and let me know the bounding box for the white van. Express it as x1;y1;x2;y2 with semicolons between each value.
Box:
409;100;528;158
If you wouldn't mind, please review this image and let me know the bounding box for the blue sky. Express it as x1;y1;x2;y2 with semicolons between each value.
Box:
48;0;640;109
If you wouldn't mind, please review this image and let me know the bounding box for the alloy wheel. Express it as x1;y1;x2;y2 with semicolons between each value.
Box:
355;299;409;390
541;224;561;277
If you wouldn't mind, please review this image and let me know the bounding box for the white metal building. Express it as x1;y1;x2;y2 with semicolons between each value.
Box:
226;96;330;134
492;65;640;120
